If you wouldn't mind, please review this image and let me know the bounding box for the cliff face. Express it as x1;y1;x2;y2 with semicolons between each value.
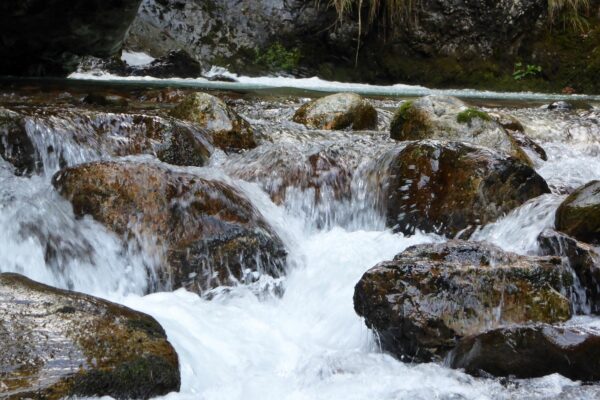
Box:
124;0;600;93
0;0;143;76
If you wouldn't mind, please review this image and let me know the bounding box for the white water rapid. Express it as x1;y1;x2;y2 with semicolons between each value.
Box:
2;89;600;399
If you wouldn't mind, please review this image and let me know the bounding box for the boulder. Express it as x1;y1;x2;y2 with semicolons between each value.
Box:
555;181;600;245
447;324;600;381
353;240;573;362
0;273;180;399
385;140;550;237
0;108;41;175
293;93;378;130
170;93;256;152
389;96;544;165
0;109;213;174
0;0;143;76
539;229;600;313
52;161;287;294
129;50;203;78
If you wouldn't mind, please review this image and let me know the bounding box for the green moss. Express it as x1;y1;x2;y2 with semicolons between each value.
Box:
457;108;491;125
255;43;302;72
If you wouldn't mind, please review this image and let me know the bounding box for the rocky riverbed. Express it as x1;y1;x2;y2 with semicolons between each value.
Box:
1;80;600;399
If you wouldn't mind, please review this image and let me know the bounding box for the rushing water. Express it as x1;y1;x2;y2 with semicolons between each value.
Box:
1;83;600;399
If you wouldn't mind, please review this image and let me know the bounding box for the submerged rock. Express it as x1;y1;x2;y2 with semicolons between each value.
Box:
129;50;203;78
390;96;544;165
447;324;600;381
293;93;378;130
385;140;550;237
53;161;287;294
170;93;256;152
354;241;572;362
0;0;143;76
539;229;600;313
0;108;41;175
555;181;600;245
0;273;180;399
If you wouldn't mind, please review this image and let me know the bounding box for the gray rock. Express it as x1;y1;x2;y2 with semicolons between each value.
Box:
555;180;600;245
293;93;378;130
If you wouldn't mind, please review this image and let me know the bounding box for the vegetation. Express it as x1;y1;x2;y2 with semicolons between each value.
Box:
513;63;543;80
456;109;491;125
255;43;302;72
548;0;590;32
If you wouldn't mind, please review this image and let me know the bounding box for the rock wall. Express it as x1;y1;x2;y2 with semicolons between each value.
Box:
0;0;143;76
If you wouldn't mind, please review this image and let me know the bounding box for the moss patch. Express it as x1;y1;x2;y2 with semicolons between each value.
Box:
457;108;491;125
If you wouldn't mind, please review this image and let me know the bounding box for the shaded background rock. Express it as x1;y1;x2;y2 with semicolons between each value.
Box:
354;241;573;363
0;273;180;399
52;161;287;294
0;0;143;76
384;140;550;237
447;324;600;381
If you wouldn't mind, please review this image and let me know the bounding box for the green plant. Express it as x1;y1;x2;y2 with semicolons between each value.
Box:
255;43;302;72
548;0;590;32
513;62;543;80
456;108;491;125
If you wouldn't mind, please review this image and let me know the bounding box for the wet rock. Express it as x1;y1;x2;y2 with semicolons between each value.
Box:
555;181;600;245
548;101;573;111
83;93;130;108
447;324;600;381
52;161;287;294
205;74;239;83
390;96;544;165
3;109;213;173
293;93;378;130
130;50;203;79
0;273;180;399
170;93;256;152
0;0;143;76
0;108;41;175
539;229;600;313
385;140;550;237
354;241;573;363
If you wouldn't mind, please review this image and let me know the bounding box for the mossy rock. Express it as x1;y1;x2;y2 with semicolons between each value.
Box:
555;180;600;245
384;140;550;237
52;160;287;294
0;273;180;399
170;92;256;152
293;93;378;130
389;95;544;165
448;324;600;381
354;240;573;363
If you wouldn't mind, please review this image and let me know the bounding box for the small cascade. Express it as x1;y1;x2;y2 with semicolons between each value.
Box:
1;84;600;399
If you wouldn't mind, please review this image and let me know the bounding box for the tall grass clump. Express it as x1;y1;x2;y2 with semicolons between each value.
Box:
548;0;590;32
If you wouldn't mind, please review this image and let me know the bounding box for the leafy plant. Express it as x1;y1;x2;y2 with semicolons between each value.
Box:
255;43;302;72
513;62;542;80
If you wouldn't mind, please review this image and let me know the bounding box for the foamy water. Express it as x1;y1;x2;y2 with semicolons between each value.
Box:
1;89;600;399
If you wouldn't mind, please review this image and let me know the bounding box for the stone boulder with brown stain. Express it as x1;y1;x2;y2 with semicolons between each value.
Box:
385;140;550;237
354;240;573;363
555;180;600;245
293;93;378;130
52;161;287;294
0;273;180;399
170;92;256;152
